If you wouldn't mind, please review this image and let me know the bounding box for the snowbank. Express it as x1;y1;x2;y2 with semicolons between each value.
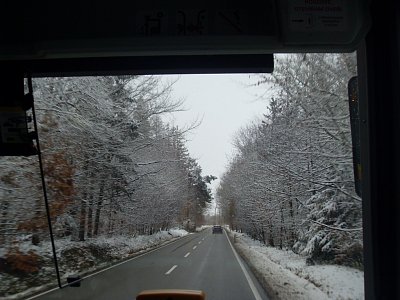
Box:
1;229;188;299
195;225;212;232
229;231;364;300
168;228;189;236
84;228;188;257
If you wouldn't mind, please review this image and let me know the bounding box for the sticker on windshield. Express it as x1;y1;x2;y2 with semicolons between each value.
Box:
288;0;347;32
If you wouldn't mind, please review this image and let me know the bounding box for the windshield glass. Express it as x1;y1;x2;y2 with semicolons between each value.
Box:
0;53;364;300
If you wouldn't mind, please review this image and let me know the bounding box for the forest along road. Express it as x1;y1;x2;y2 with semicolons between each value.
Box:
31;228;268;300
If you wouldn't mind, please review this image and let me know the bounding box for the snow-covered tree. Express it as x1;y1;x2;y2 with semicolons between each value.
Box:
0;75;212;248
218;54;363;267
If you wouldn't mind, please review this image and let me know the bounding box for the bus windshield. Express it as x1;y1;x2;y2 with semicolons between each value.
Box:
0;53;364;300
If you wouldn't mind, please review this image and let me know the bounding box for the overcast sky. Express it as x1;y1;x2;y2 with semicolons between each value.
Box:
162;74;271;200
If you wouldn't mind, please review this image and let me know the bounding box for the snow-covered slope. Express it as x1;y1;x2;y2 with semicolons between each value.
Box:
229;231;364;300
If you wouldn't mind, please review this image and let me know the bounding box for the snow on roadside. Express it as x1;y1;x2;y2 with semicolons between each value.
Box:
1;229;188;299
196;225;212;232
86;228;189;257
229;231;364;300
13;228;188;259
168;228;189;236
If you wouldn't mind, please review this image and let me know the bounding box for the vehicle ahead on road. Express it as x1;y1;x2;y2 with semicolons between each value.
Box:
212;225;223;234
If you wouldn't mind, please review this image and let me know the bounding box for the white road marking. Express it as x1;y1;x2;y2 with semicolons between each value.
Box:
165;265;178;275
224;231;263;300
26;235;190;299
193;245;197;250
184;252;191;258
198;241;202;244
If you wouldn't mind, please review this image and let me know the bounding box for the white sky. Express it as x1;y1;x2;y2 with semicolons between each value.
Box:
162;74;271;200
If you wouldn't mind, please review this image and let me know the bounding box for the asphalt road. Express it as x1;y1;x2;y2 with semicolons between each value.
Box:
31;228;268;300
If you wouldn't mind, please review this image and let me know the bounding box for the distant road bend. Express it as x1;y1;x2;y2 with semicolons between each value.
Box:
30;228;269;300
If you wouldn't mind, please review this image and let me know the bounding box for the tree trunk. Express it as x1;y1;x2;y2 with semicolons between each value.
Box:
78;198;86;241
280;203;285;249
268;221;275;247
87;194;93;238
0;200;9;245
261;226;266;244
288;197;296;246
78;155;91;241
93;182;105;236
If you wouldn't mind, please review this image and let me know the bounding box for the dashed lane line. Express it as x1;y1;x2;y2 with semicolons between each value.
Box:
165;265;178;275
27;233;191;299
184;252;191;258
193;246;197;250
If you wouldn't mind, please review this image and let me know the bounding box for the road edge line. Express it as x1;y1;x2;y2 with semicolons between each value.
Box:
224;230;263;300
25;234;192;300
